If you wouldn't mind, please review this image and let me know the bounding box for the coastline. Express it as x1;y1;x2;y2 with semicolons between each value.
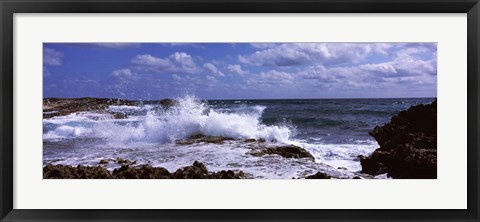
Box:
360;99;437;178
43;97;436;179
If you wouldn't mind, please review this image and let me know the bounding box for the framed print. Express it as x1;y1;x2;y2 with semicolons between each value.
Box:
1;0;479;221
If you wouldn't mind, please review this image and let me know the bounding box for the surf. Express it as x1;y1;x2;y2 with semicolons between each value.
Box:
43;95;294;146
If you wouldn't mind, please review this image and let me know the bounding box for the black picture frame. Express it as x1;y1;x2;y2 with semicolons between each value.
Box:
1;0;479;221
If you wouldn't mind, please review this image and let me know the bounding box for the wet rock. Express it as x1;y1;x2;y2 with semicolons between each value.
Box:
43;97;137;119
305;172;331;179
210;170;246;179
172;161;246;179
176;134;234;145
138;165;171;179
361;100;437;179
113;165;138;179
249;145;315;161
244;138;257;143
43;161;246;179
111;112;127;119
175;140;195;145
202;136;233;144
159;99;177;107
173;165;207;179
257;138;266;143
352;176;362;179
337;167;348;170
115;158;136;165
43;164;113;179
99;159;109;164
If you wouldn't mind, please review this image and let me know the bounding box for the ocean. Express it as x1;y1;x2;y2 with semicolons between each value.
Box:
43;96;435;179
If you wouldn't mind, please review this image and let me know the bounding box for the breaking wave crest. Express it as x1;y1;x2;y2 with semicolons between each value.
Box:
43;95;293;145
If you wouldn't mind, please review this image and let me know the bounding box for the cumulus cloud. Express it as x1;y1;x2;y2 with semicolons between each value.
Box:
131;52;200;74
44;42;436;99
239;43;393;67
111;68;135;79
358;63;397;75
295;49;436;90
227;64;250;76
203;63;225;77
43;47;64;66
206;75;218;83
172;74;183;81
239;45;309;66
390;57;436;77
246;70;294;86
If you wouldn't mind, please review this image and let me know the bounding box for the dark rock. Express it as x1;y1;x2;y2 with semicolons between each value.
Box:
113;165;138;179
305;172;331;179
352;176;362;179
337;167;348;170
175;140;195;145
43;161;246;179
193;160;208;172
244;138;257;143
257;138;266;143
176;134;234;145
138;165;171;179
210;170;246;179
43;97;137;119
115;158;136;165
361;100;437;179
99;159;109;164
173;161;210;179
43;164;113;179
159;99;177;107
111;112;127;119
249;145;315;161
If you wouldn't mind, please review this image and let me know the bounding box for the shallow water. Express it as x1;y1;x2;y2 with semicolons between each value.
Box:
43;96;435;179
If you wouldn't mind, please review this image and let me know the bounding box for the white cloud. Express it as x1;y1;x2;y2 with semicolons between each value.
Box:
203;63;225;77
239;45;309;66
172;74;183;81
206;75;218;82
358;63;398;75
391;57;436;76
296;50;436;90
246;70;294;86
227;64;249;76
298;65;336;82
239;43;393;67
131;52;200;74
43;47;64;66
111;68;135;78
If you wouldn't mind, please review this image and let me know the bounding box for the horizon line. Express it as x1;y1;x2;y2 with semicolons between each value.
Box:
43;96;437;101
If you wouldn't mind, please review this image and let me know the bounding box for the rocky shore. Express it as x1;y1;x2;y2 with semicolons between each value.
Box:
43;97;331;179
176;134;315;161
43;97;138;119
43;161;246;179
360;100;437;179
43;97;175;119
247;144;315;161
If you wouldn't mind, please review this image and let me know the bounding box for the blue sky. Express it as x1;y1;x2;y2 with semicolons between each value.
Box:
43;43;437;100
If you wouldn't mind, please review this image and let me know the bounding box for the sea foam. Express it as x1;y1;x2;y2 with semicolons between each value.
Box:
43;95;293;145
